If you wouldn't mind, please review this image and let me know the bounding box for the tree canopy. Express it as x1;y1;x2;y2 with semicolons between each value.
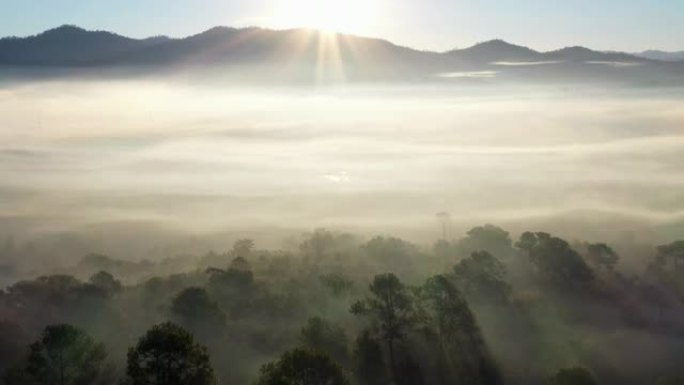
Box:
256;348;350;385
24;324;109;385
517;232;594;286
546;367;597;385
126;322;216;385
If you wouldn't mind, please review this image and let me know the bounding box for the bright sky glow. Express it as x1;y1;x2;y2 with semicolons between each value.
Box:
268;0;382;35
0;0;682;51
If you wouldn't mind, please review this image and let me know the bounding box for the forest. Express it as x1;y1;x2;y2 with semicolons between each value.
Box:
1;225;683;385
3;1;684;384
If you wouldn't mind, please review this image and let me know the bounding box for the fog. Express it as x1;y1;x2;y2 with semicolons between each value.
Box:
2;78;684;385
1;81;682;252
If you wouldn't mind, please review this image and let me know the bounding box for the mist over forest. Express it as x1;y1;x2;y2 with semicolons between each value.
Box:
1;23;684;385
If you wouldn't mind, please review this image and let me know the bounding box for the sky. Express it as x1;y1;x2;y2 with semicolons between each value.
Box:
0;0;683;52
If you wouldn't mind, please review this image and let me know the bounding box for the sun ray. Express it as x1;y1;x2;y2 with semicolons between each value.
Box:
269;0;380;35
316;32;346;85
255;0;384;83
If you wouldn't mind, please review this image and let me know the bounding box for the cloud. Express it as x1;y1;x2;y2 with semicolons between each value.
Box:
436;71;497;78
586;61;644;68
324;171;351;183
491;61;562;66
0;79;683;241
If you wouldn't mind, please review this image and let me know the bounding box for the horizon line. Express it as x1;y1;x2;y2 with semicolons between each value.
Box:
1;23;681;56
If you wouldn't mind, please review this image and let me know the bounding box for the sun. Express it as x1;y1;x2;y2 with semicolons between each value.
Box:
270;0;380;35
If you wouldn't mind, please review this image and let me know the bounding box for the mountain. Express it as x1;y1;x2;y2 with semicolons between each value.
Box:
635;50;684;62
447;39;543;64
544;46;646;63
0;25;681;84
0;25;435;67
0;25;168;66
0;25;652;68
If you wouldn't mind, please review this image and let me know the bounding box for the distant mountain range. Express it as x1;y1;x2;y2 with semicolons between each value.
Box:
634;50;684;62
1;25;682;84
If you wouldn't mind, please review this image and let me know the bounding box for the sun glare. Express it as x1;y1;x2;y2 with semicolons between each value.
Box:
271;0;380;34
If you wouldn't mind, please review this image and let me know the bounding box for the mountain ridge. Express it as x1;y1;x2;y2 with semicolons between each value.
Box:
0;25;659;65
0;25;682;84
635;50;684;62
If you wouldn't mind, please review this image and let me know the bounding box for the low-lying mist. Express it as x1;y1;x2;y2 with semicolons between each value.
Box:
1;75;684;385
0;79;683;268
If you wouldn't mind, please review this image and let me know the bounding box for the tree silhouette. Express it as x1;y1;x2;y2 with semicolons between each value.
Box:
88;271;122;296
320;273;354;297
351;273;414;380
170;287;226;333
25;324;110;385
456;225;514;259
300;317;349;365
585;243;619;270
363;237;420;267
652;241;684;273
256;348;349;385
419;275;502;385
452;251;511;304
353;330;389;385
231;239;255;259
546;367;597;385
517;232;594;286
0;320;28;374
126;322;216;385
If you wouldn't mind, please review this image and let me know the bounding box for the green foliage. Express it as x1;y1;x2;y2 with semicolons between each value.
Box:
256;348;349;385
230;256;252;272
232;239;255;259
657;241;684;262
363;237;420;267
209;267;255;290
126;322;216;385
456;225;514;259
198;251;229;271
3;275;109;331
300;317;349;365
452;251;511;304
88;271;122;296
434;239;457;260
171;287;226;333
517;232;594;286
418;275;502;385
650;241;684;274
351;274;415;344
25;324;110;385
646;240;684;303
351;273;415;380
353;331;389;385
4;226;683;385
206;267;256;319
515;231;538;252
585;243;619;270
320;273;354;297
78;254;152;278
546;367;597;385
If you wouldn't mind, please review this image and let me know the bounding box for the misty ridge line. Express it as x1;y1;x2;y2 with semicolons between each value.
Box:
1;24;683;59
1;24;683;77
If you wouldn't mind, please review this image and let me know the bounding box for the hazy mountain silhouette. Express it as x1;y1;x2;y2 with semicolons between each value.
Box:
0;25;681;84
448;39;544;63
0;25;168;66
119;27;440;70
544;46;645;63
635;50;684;62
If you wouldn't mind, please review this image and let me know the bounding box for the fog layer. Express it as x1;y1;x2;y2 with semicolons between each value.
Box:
1;81;683;257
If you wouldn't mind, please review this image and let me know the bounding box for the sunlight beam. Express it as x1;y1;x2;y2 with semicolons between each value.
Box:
268;0;380;35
